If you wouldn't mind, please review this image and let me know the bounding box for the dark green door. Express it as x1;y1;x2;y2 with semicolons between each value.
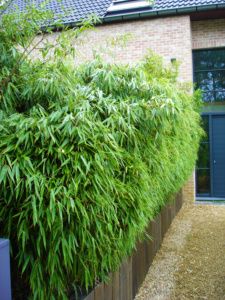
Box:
196;115;225;198
212;116;225;197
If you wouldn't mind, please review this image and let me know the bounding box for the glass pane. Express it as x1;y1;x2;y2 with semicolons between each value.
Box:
195;71;214;91
214;70;225;90
197;143;210;168
194;49;225;70
215;91;225;102
196;169;210;195
202;116;209;141
194;51;212;70
202;92;215;102
211;49;225;69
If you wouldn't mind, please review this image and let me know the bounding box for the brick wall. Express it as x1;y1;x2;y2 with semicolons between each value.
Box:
74;15;193;82
192;19;225;49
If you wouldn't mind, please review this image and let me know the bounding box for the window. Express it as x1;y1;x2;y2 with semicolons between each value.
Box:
107;0;153;14
193;48;225;103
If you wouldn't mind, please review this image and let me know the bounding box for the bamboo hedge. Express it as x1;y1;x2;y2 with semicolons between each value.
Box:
0;7;203;300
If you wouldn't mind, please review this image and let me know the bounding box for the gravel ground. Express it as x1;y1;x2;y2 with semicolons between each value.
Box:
135;204;225;300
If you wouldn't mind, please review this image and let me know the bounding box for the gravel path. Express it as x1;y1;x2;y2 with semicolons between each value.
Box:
135;204;225;300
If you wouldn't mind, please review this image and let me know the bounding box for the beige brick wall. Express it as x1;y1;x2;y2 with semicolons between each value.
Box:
75;15;193;82
192;19;225;50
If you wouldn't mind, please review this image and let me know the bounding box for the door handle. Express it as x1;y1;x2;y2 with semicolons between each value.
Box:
214;160;216;164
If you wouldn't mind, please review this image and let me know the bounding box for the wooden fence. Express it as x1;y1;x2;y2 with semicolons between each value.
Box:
81;191;183;300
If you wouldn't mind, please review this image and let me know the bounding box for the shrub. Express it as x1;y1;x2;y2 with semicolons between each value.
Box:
0;7;203;300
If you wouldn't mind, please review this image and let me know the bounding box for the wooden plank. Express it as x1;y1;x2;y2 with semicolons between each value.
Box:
119;260;129;300
104;274;113;300
166;205;170;230
137;241;146;290
179;190;183;207
152;214;162;254
156;214;162;251
94;283;104;300
134;242;141;292
175;193;179;213
175;190;183;213
161;206;168;239
143;239;150;275
169;199;176;221
178;191;182;211
167;202;172;227
127;257;133;300
112;271;120;300
132;239;146;299
141;241;147;285
83;289;94;300
146;222;154;269
150;219;157;257
132;248;139;299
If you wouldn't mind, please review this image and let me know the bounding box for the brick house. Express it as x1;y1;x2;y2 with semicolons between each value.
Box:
8;0;225;202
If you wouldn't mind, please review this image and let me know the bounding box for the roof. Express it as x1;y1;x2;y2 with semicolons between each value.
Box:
152;0;225;10
4;0;112;25
4;0;225;26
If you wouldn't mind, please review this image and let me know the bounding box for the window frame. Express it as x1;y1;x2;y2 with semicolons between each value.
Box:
193;47;225;104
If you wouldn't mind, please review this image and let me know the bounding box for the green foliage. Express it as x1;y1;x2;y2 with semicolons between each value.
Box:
0;7;203;300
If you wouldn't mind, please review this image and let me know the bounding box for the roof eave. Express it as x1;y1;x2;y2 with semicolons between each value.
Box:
103;4;223;23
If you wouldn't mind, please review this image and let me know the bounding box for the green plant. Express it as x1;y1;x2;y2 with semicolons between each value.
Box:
0;6;203;300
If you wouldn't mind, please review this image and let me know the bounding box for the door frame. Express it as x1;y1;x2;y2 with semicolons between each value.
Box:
196;112;225;200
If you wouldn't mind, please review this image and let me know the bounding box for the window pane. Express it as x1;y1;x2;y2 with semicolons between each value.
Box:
194;49;225;70
196;169;210;194
202;116;209;141
215;91;225;102
194;51;212;70
211;49;225;69
195;72;214;91
197;143;210;168
214;70;225;90
202;92;215;102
